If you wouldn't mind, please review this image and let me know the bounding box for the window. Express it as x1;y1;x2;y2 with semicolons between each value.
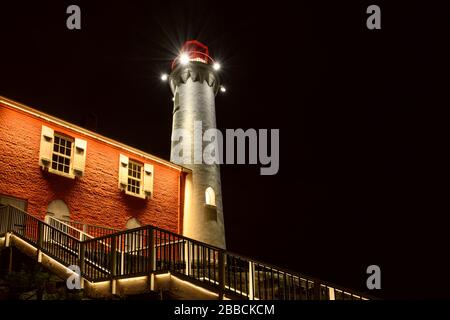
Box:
51;134;73;174
205;187;216;206
118;154;154;199
204;187;217;221
127;160;143;196
39;125;87;178
173;89;180;114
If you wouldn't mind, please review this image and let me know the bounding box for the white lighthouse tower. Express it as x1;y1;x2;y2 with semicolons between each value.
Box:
168;40;226;249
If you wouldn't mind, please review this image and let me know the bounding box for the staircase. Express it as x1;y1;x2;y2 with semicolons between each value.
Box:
0;205;371;300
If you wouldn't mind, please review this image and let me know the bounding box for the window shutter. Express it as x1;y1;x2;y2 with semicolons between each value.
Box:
143;163;154;199
119;154;129;189
73;138;87;177
39;125;54;169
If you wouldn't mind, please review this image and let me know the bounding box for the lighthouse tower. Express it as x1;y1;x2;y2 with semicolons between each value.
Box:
169;40;226;249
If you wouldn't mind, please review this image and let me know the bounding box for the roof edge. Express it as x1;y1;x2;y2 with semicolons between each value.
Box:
0;96;190;172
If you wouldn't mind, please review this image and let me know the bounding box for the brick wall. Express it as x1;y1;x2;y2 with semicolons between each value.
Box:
0;100;184;234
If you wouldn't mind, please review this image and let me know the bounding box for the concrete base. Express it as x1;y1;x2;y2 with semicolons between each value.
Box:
116;277;148;296
154;273;219;300
84;281;113;299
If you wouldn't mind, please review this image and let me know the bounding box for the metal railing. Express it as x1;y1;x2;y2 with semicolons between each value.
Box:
47;216;93;241
1;205;80;268
0;205;371;300
58;218;119;238
0;205;8;235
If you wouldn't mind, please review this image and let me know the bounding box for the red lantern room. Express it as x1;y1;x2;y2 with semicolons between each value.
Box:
172;40;216;69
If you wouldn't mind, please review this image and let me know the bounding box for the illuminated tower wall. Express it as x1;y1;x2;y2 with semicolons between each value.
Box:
169;41;226;249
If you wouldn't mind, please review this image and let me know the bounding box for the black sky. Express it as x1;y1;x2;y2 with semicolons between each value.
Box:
0;1;448;299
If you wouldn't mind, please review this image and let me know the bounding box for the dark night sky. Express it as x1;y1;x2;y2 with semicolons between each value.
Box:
0;1;447;299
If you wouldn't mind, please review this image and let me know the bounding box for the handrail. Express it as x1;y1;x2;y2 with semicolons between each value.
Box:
57;218;119;240
5;205;81;242
0;205;374;300
77;222;370;298
1;205;81;269
60;218;119;232
47;216;94;241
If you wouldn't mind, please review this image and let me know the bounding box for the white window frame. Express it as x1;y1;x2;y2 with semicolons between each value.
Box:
205;187;216;207
126;159;145;198
118;154;153;199
49;133;75;179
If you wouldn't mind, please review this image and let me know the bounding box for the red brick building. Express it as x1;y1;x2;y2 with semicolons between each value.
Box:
0;96;188;234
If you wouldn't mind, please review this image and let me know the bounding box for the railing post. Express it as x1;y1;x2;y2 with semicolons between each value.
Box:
314;280;321;300
148;227;155;291
79;241;85;289
184;240;191;276
6;205;12;232
37;221;44;249
328;287;336;300
149;228;155;272
218;250;226;300
110;234;117;295
36;221;44;262
120;240;124;276
4;206;12;247
248;261;255;300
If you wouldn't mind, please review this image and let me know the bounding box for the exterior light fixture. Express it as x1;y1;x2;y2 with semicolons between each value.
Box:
179;53;190;65
161;74;168;81
220;86;226;93
213;62;221;71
